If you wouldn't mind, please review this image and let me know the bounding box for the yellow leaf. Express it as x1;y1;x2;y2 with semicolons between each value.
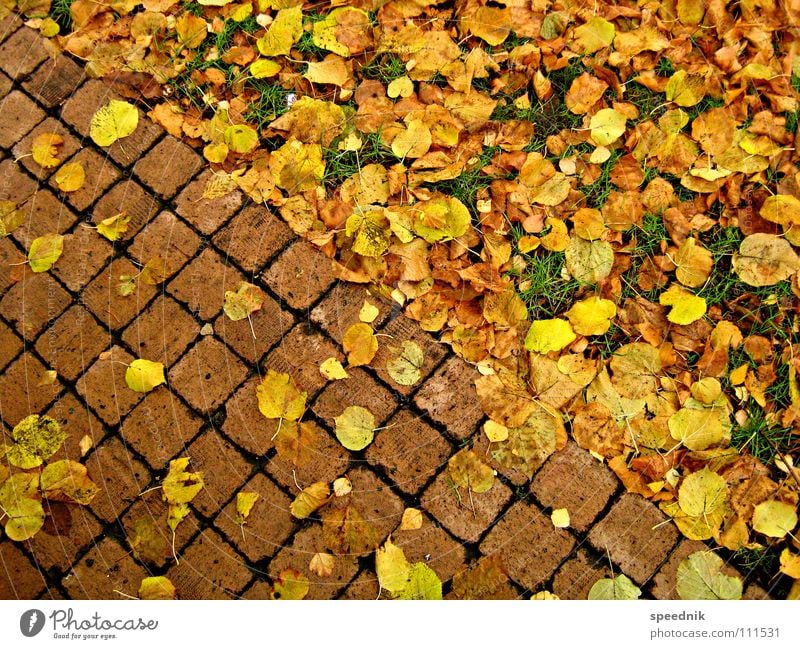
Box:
309;552;335;577
668;406;725;451
565;236;614;284
0;473;45;541
269;138;325;194
732;233;800;286
224;123;259;154
674;237;712;287
465;6;510;46
54;161;85;192
387;76;414;99
590;108;627;146
677;0;705;25
551;508;570;529
665;70;706;108
760;195;800;227
483;420;509;442
304;56;350;86
28;233;64;273
665;468;728;540
529;173;570;206
97;212;130;242
40;459;99;505
412;196;471;243
311;7;370;57
290;481;330;519
659;285;707;325
334;405;376;451
5;414;65;469
398;563;442;600
752;500;797;539
0;200;23;237
256;5;302;56
90;100;139;147
203;142;229;163
250;58;281;78
332;476;352;497
167;502;190;532
345;209;391;257
138;576;176;600
162;457;204;505
677;552;742;600
343;323;378;367
175;13;207;49
234;491;259;525
565;296;617;336
37;369;57;386
271;568;309;600
320;357;349;380
31;132;63;168
125;359;166;393
386;341;424;386
376;537;411;593
588;574;641;600
256;369;307;421
359;300;380;323
448;449;495;493
400;508;423;531
780;549;800;579
573;16;615;54
223;281;265;321
391;119;432;159
524;319;576;354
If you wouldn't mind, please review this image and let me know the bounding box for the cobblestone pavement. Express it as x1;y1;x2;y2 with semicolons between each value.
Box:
0;20;773;600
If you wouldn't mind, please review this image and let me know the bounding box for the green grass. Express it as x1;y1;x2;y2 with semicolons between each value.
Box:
426;147;501;218
730;407;796;466
513;248;582;319
244;79;292;129
358;53;406;82
579;149;625;208
321;131;392;189
619;212;669;300
50;0;74;32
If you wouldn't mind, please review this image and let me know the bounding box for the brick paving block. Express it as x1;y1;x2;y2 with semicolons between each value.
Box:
13;117;81;179
0;90;45;148
0;157;38;204
174;169;244;235
0;319;21;370
185;428;252;517
312;367;396;425
167;528;252;599
213;291;295;363
122;294;198;367
310;282;394;344
46;391;108;462
552;549;612;600
413;355;484;439
50;147;121;212
122;389;204;468
167;247;245;321
0;70;9;96
471;432;530;488
134;135;202;199
168;336;248;413
531;441;619;533
213;204;292;272
649;540;738;599
588;492;679;585
339;570;379;599
75;346;144;426
240;579;274;599
10;188;79;248
0;352;63;426
0;541;48;598
264;323;343;398
84;436;151;523
128;210;201;279
35;304;110;381
263;240;337;310
221;380;277;456
0;27;49;80
214;472;295;563
0;236;24;298
91;178;160;239
743;582;772;600
268;524;360;599
62;537;148;599
371;315;449;395
480;500;575;592
61;80;162;167
342;467;406;542
422;469;512;543
447;559;522;599
22;54;86;108
365;409;452;496
51;225;113;292
392;513;468;582
81;257;159;331
265;419;349;492
28;503;103;573
121;493;199;569
0;12;21;44
0;269;70;340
